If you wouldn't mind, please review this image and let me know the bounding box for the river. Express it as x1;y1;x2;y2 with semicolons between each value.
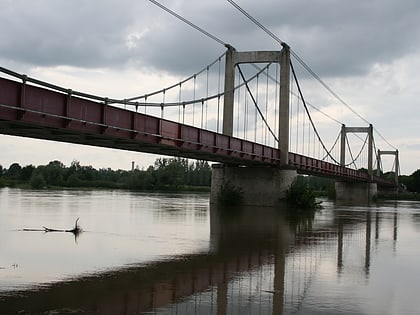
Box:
0;187;420;314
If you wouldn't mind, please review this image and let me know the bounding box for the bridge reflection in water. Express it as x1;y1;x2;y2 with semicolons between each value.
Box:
0;203;397;314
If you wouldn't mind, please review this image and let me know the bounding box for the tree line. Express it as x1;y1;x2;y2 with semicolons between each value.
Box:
0;158;212;191
1;157;418;195
399;170;420;193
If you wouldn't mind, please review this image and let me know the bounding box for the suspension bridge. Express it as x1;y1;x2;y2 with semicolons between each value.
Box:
0;44;398;204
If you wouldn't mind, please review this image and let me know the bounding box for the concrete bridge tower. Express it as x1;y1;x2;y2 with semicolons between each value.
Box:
335;124;377;203
210;44;297;206
376;149;400;195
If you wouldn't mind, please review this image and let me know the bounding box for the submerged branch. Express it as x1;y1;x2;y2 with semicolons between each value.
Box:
24;218;82;235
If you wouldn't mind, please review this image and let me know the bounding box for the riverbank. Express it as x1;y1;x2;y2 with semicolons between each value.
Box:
377;192;420;201
0;180;210;193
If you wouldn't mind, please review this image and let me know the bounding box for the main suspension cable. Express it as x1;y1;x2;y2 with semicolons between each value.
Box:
345;133;369;168
237;65;279;143
149;0;228;47
321;132;340;161
251;64;343;125
290;61;340;164
124;51;226;103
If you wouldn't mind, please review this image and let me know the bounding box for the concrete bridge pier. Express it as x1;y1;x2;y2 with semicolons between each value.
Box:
335;181;377;204
210;164;297;206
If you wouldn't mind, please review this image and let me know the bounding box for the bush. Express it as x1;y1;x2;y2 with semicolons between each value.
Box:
286;177;321;210
218;180;243;206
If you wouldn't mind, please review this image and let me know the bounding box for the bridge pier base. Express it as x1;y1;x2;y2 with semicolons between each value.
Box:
210;164;297;206
335;181;377;204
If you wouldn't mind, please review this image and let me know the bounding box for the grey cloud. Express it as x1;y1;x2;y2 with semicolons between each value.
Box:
218;0;420;77
133;32;224;75
0;0;143;68
1;0;419;78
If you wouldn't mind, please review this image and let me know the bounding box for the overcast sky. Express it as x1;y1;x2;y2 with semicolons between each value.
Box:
0;0;419;174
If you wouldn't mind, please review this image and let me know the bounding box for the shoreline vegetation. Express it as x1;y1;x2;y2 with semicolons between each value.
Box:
0;159;418;201
0;158;212;192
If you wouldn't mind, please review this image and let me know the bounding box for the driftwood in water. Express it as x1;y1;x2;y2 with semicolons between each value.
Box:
43;218;81;234
24;218;82;235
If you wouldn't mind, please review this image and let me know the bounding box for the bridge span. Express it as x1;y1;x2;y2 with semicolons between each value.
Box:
0;75;392;187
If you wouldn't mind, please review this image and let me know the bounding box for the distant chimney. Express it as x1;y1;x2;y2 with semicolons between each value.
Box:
131;161;135;171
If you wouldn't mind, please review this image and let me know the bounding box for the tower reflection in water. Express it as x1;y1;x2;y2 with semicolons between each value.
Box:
155;204;398;315
0;203;398;314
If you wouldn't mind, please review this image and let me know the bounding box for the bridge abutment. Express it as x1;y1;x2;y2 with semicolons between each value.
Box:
210;164;297;206
335;181;377;204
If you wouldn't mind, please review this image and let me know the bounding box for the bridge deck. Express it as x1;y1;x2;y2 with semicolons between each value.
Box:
0;76;394;186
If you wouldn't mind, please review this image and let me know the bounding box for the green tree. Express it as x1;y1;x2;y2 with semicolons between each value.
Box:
66;173;83;187
153;157;188;189
399;175;412;191
64;160;81;181
6;163;22;179
404;169;420;192
30;170;46;189
40;160;65;186
127;169;154;190
20;165;35;181
79;165;96;181
192;160;211;186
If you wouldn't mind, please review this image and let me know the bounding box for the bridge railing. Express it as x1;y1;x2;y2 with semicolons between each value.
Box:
0;74;281;166
288;152;395;186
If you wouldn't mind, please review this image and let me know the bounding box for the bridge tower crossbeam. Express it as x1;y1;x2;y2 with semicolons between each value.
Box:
377;149;399;186
340;124;374;180
223;43;290;165
336;124;377;203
